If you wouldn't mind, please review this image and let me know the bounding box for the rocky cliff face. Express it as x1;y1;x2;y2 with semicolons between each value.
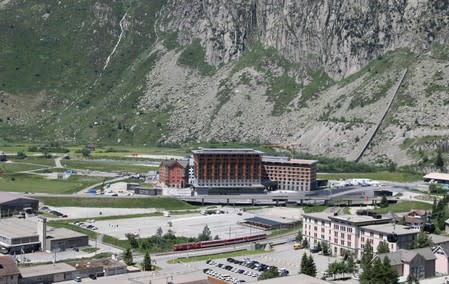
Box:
161;0;449;78
2;0;449;169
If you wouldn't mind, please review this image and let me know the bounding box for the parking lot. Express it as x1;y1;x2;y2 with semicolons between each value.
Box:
93;210;266;240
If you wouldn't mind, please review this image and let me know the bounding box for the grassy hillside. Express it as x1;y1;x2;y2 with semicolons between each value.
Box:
0;0;167;145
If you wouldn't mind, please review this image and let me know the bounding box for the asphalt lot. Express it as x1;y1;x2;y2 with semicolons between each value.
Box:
47;207;158;219
93;210;266;240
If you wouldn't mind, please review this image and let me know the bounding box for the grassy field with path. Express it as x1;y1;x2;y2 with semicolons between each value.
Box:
0;175;106;194
37;196;196;209
373;200;432;214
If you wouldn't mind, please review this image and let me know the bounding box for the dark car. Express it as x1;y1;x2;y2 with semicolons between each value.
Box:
88;274;97;280
310;247;321;253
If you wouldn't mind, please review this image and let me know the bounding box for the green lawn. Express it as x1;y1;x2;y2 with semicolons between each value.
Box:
0;174;106;194
37;196;196;209
62;160;158;173
0;162;49;174
317;171;423;183
373;201;432;214
168;249;268;264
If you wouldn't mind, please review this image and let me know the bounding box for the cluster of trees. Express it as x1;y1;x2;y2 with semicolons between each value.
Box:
429;183;446;194
258;266;279;280
300;253;317;277
326;253;355;279
122;248;153;271
408;231;432;249
125;225;216;253
126;227;196;253
28;143;69;154
360;242;399;284
316;241;330;256
432;196;449;231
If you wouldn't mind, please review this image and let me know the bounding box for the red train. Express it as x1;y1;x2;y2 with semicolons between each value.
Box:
172;233;267;251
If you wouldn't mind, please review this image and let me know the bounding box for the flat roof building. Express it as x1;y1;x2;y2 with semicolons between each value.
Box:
0;193;38;218
0;219;88;254
361;224;419;253
262;156;318;192
19;263;76;284
423;172;449;184
192;148;264;194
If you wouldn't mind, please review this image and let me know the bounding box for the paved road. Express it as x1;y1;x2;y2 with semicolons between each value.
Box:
54;157;63;168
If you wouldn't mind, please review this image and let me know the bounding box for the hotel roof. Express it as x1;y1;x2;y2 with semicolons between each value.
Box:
262;156;318;165
303;212;392;225
192;148;263;154
362;223;419;235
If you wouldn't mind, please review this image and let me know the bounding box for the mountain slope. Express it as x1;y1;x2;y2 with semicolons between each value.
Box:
1;0;449;168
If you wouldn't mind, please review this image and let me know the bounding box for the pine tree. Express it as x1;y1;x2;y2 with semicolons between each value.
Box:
360;242;374;284
307;254;317;277
156;227;163;237
345;255;355;274
143;251;152;271
376;240;390;253
122;248;133;265
295;230;303;242
198;225;212;241
321;241;329;255
300;253;309;275
380;195;389;208
381;256;399;284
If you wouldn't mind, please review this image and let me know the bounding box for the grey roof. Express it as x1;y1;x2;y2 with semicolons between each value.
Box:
429;233;449;245
19;263;76;278
434;242;449;255
362;224;419;236
0;192;36;204
0;218;38;240
244;216;288;227
377;248;435;266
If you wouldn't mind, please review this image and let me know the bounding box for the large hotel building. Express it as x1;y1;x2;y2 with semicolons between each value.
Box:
262;156;317;191
159;148;318;193
303;212;420;258
192;148;264;193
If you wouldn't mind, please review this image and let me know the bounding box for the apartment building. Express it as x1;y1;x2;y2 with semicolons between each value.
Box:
303;212;396;257
262;156;318;191
159;159;189;188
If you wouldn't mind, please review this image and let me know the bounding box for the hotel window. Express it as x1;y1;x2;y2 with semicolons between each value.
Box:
347;235;351;240
334;238;338;244
361;237;365;242
340;240;345;246
348;241;352;247
340;233;344;238
334;232;338;237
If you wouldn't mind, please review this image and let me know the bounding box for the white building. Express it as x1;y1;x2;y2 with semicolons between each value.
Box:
302;212;420;258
